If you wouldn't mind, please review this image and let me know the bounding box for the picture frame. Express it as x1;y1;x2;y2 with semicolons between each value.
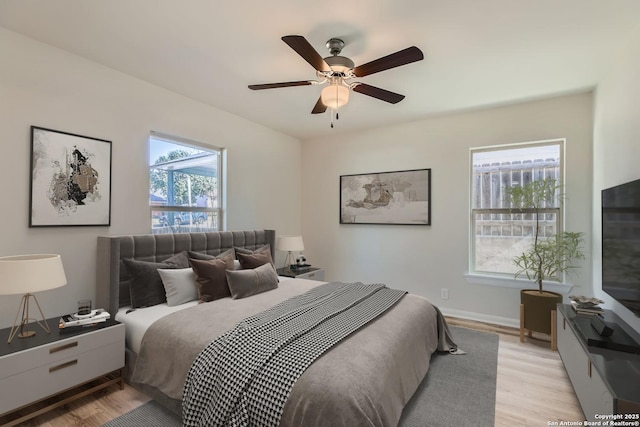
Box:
340;168;431;225
30;126;112;227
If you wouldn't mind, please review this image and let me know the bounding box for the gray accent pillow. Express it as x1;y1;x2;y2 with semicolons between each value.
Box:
235;244;274;269
123;252;188;309
157;268;198;306
225;263;279;299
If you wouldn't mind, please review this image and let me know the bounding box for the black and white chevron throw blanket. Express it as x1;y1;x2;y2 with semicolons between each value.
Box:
182;281;406;427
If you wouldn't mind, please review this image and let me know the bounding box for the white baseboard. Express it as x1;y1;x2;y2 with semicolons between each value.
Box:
439;307;520;329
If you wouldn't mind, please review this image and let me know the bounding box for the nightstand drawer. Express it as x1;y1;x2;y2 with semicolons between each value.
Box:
277;267;325;281
0;323;124;379
297;269;324;281
0;338;123;414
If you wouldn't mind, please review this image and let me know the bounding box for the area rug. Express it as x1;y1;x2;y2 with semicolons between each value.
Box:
398;326;498;427
102;326;498;427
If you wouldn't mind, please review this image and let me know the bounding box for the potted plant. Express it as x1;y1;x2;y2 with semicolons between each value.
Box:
506;178;585;344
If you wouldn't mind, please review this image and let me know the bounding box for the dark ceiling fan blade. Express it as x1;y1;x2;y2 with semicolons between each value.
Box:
282;35;331;73
353;83;405;104
311;96;327;114
248;81;313;90
352;46;424;77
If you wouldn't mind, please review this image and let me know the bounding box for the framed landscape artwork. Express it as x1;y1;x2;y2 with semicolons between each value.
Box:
30;126;112;227
340;168;431;225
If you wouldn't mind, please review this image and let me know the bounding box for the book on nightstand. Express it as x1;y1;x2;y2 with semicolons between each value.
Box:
59;309;110;330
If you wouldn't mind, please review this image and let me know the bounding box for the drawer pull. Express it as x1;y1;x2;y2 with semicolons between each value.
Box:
307;273;315;278
50;341;78;354
49;359;78;373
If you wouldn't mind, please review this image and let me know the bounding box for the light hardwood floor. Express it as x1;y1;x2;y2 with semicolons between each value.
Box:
4;318;584;426
447;318;584;427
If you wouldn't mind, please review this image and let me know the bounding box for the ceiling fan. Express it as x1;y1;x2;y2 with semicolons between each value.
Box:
248;35;424;126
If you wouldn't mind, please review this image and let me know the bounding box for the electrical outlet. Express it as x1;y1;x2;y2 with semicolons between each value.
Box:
440;288;449;300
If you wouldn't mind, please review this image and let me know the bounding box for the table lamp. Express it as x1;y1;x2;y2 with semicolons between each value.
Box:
0;254;67;343
276;236;304;272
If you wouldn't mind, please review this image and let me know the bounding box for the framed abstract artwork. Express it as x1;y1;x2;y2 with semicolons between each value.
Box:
340;168;431;225
30;126;112;227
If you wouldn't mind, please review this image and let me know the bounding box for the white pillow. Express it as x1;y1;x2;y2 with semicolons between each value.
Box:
157;268;198;306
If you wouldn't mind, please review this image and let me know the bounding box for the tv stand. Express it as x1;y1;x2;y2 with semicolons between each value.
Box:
573;314;640;353
556;305;640;421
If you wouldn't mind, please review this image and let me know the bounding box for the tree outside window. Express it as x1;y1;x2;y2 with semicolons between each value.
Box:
149;134;221;233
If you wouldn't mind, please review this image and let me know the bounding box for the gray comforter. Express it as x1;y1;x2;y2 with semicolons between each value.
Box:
131;279;454;427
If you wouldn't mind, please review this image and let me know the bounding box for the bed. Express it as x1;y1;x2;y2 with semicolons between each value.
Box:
96;229;455;427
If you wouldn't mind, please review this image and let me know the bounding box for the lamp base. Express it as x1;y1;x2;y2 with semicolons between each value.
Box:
18;330;36;339
7;293;51;344
283;251;300;274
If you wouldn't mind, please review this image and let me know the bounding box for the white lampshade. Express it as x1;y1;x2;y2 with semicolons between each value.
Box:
276;236;305;252
321;83;350;110
1;254;67;343
0;254;67;295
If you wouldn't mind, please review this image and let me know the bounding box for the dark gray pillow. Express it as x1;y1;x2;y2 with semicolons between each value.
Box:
123;260;170;308
234;244;270;256
234;244;274;269
123;252;187;309
225;263;279;299
187;248;234;261
162;251;190;268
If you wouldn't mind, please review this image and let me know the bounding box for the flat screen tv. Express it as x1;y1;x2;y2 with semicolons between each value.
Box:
602;178;640;317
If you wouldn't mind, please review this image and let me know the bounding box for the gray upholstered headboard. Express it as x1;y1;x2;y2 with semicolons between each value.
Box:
96;229;275;317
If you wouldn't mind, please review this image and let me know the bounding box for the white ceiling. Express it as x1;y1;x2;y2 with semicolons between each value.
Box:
1;1;639;140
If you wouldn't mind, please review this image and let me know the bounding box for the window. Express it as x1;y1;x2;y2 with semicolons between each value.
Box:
149;132;222;233
470;139;564;277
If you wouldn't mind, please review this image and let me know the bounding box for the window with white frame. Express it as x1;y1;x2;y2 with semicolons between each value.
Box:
470;139;564;277
149;132;222;233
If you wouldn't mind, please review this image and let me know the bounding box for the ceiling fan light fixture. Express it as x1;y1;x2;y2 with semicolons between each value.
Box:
321;82;350;110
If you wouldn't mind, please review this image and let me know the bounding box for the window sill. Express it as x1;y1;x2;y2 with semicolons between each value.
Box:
464;273;574;295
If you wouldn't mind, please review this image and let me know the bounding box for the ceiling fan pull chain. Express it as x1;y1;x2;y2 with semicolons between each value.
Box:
330;109;334;128
335;83;340;122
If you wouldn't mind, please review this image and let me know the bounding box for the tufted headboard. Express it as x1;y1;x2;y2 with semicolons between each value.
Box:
96;229;275;317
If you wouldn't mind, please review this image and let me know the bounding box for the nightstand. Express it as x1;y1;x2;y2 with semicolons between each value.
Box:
277;267;325;281
0;317;124;426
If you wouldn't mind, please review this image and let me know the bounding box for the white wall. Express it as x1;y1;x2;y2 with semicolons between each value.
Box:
592;25;640;333
5;20;629;333
301;93;593;325
0;28;302;329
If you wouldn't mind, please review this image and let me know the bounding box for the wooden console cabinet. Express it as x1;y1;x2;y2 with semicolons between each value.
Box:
0;318;124;426
556;304;640;421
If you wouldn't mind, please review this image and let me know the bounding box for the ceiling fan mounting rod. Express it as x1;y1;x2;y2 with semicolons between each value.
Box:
326;38;345;56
